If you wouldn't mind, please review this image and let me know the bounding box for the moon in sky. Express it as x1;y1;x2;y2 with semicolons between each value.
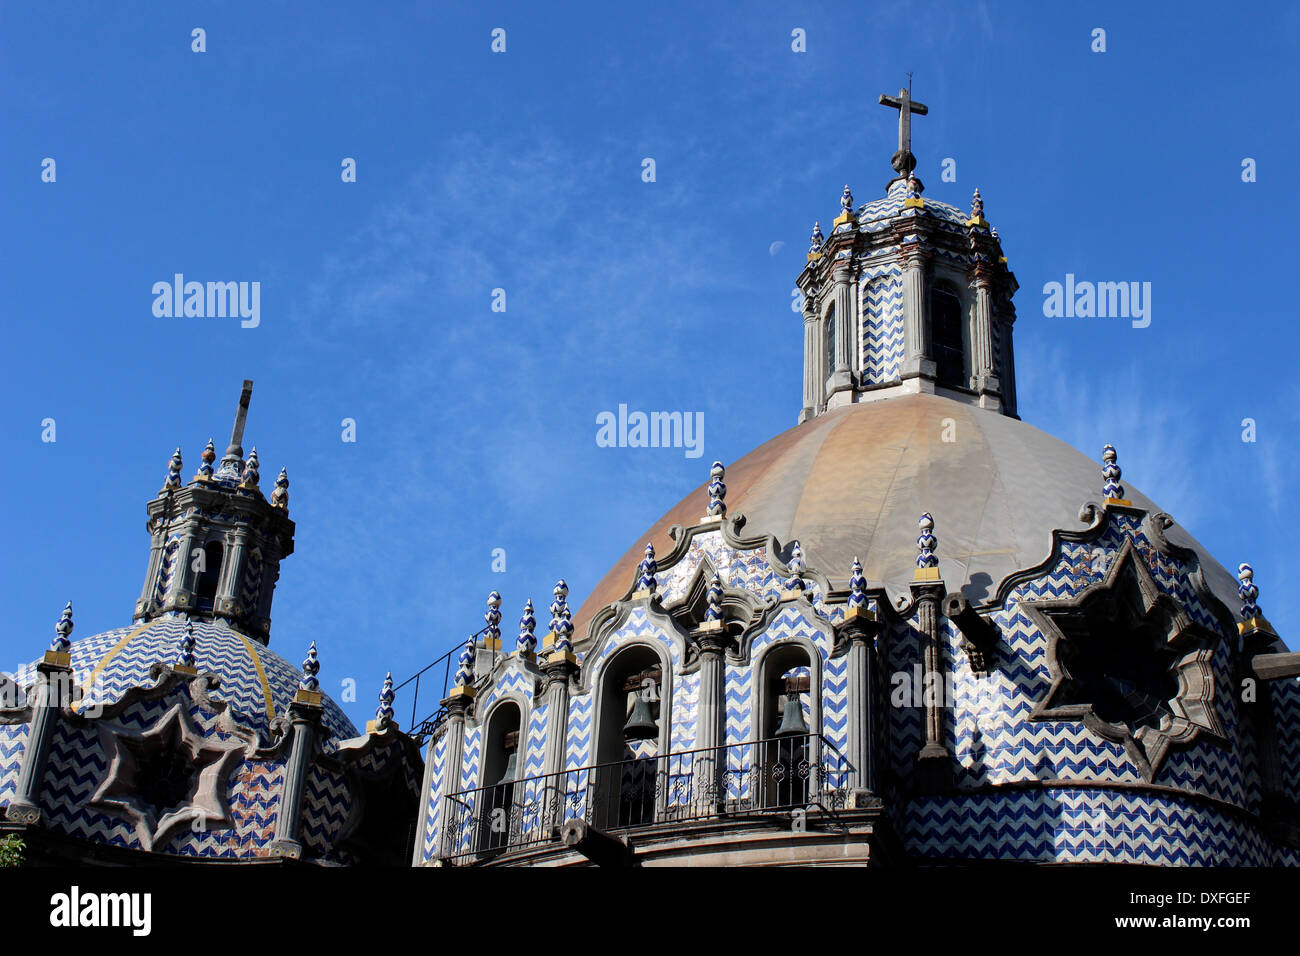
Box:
768;241;784;256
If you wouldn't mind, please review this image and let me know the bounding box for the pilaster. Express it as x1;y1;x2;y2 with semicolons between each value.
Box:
4;657;73;825
270;693;323;860
900;243;935;381
910;579;951;794
841;608;882;795
827;264;855;397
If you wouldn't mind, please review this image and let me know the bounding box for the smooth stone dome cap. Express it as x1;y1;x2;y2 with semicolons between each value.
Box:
574;394;1241;636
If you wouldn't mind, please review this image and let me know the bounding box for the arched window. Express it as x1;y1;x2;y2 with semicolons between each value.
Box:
823;302;837;381
594;645;664;829
479;701;522;854
195;540;223;610
758;644;816;809
930;285;966;389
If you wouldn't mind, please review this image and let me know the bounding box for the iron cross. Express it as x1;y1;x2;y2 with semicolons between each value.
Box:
878;82;928;172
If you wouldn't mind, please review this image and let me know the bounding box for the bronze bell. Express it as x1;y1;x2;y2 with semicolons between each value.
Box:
623;694;658;741
497;749;518;785
775;692;809;738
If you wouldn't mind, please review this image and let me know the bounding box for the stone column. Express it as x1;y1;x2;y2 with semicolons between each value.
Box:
999;317;1018;415
5;656;73;825
169;527;198;612
826;265;855;400
970;262;1001;406
901;244;935;381
270;693;322;860
217;527;250;621
800;295;823;420
911;580;951;794
693;626;728;811
540;653;579;827
842;609;882;795
135;521;166;619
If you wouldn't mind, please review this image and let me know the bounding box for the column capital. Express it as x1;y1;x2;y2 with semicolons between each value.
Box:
693;627;731;657
838;607;882;645
541;655;580;686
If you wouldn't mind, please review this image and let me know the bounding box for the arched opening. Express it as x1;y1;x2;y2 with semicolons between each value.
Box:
478;700;522;854
758;644;816;809
823;301;837;384
593;644;665;830
194;540;224;611
930;284;966;389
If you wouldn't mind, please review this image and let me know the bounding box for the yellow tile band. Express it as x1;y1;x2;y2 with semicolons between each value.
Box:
75;621;157;713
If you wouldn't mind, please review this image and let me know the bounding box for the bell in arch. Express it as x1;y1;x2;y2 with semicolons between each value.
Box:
775;692;810;738
498;749;519;785
623;694;658;741
497;731;519;785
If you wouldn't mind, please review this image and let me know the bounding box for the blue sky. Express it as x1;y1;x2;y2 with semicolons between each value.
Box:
3;1;1296;731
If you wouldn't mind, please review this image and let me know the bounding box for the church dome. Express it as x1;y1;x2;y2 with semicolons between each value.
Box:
575;394;1242;636
855;178;968;232
10;615;358;747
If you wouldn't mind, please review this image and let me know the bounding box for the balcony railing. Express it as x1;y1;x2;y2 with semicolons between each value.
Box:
395;624;499;747
437;734;853;863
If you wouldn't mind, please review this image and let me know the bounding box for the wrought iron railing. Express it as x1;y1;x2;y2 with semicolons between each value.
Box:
437;734;853;863
395;624;498;747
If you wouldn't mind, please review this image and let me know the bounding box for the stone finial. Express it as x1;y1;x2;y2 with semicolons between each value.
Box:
783;542;807;595
162;447;184;493
1238;563;1260;620
239;445;261;490
549;580;568;629
916;513;938;569
557;605;574;652
840;184;854;215
176;619;197;670
453;633;476;690
971;188;984;219
517;599;537;655
51;602;74;654
484;591;502;645
848;557;868;610
271;467;290;511
1101;443;1126;501
375;672;395;723
809;221;824;254
707;460;727;518
299;641;320;693
636;543;658;593
549;580;574;653
705;572;724;622
195;438;216;482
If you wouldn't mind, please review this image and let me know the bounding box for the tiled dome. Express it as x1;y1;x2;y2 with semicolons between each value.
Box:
11;614;357;749
850;178;970;233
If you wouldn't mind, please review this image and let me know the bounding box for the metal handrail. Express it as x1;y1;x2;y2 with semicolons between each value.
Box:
395;624;496;746
436;734;855;863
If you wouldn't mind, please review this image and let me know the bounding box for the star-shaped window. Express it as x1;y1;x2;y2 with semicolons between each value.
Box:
91;702;245;851
1024;539;1226;780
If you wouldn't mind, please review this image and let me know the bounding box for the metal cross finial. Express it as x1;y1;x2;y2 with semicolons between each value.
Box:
878;80;929;175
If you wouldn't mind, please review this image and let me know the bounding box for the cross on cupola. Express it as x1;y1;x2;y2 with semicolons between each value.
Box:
795;79;1020;425
878;78;928;186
